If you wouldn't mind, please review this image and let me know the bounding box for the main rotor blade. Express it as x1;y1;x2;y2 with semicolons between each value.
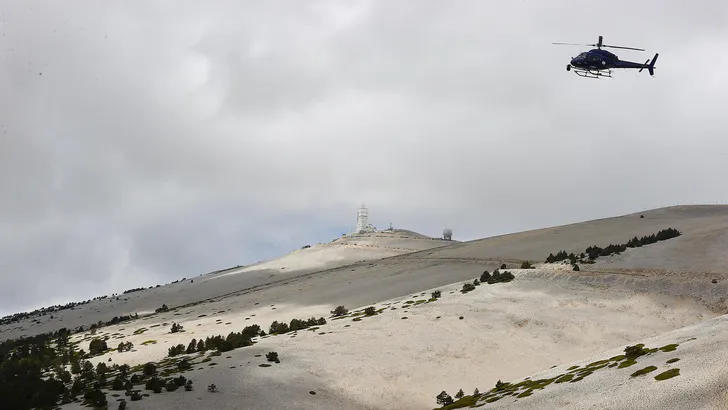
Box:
553;42;600;47
602;44;645;51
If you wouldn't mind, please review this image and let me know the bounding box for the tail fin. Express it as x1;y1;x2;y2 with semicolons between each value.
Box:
639;53;659;75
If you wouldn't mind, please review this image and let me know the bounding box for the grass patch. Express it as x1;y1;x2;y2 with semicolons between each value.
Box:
666;358;680;364
587;359;610;368
630;366;657;377
618;359;637;368
658;344;679;352
567;365;580;371
554;374;573;383
141;340;157;346
133;328;148;335
654;368;680;381
517;389;533;398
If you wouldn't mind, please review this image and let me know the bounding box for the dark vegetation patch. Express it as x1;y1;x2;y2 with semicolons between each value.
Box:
479;269;515;285
630;366;658;377
0;327;197;410
654;368;680;380
545;228;681;265
658;344;678;352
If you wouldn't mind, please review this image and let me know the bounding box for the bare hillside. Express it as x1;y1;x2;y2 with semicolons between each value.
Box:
456;314;728;410
409;205;728;270
215;229;455;279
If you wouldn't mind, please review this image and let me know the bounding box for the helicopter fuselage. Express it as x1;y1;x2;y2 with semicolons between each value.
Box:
569;49;645;71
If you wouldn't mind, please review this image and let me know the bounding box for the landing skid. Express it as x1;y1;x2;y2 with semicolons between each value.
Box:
573;67;612;79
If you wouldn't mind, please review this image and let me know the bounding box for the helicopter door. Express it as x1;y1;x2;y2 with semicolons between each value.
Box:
585;54;601;67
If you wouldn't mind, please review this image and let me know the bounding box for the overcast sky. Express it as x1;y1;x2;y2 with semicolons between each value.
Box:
1;0;727;316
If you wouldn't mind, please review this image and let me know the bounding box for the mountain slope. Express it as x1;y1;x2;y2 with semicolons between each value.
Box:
445;314;728;410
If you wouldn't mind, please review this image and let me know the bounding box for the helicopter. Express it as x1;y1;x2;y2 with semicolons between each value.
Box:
552;35;658;79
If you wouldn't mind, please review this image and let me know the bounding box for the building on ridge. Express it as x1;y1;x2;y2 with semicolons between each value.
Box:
355;203;376;234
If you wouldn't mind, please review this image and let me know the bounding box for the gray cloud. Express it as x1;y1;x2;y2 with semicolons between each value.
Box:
1;0;728;315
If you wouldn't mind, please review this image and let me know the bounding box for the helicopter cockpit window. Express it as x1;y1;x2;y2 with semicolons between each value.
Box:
586;54;599;62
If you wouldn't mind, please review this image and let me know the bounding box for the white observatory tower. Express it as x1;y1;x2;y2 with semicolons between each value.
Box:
355;203;375;234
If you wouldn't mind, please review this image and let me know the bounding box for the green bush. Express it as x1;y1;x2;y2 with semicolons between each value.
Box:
461;283;476;293
480;270;491;282
266;351;280;363
331;306;349;317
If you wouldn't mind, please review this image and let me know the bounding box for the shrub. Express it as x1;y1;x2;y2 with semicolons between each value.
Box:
178;358;192;370
145;376;164;392
142;362;157;376
170;322;183;333
112;376;126;390
473;279;480;286
624;344;648;359
431;290;441;299
117;341;133;352
572;264;580;271
165;379;179;392
173;375;187;387
500;263;507;269
480;270;491;282
168;344;185;357
184;380;193;391
364;306;376;316
118;399;127;410
83;389;108;407
520;261;533;269
436;391;454;405
130;391;142;401
331;306;349;317
186;339;197;354
487;270;515;284
266;351;280;363
89;338;108;355
269;321;289;335
461;283;476;293
455;389;464;399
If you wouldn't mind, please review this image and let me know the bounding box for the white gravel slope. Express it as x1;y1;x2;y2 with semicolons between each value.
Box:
479;313;728;410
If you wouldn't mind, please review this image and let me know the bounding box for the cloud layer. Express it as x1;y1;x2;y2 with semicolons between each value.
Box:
2;0;727;314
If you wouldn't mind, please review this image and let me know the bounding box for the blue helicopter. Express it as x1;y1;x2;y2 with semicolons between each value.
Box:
553;35;658;79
